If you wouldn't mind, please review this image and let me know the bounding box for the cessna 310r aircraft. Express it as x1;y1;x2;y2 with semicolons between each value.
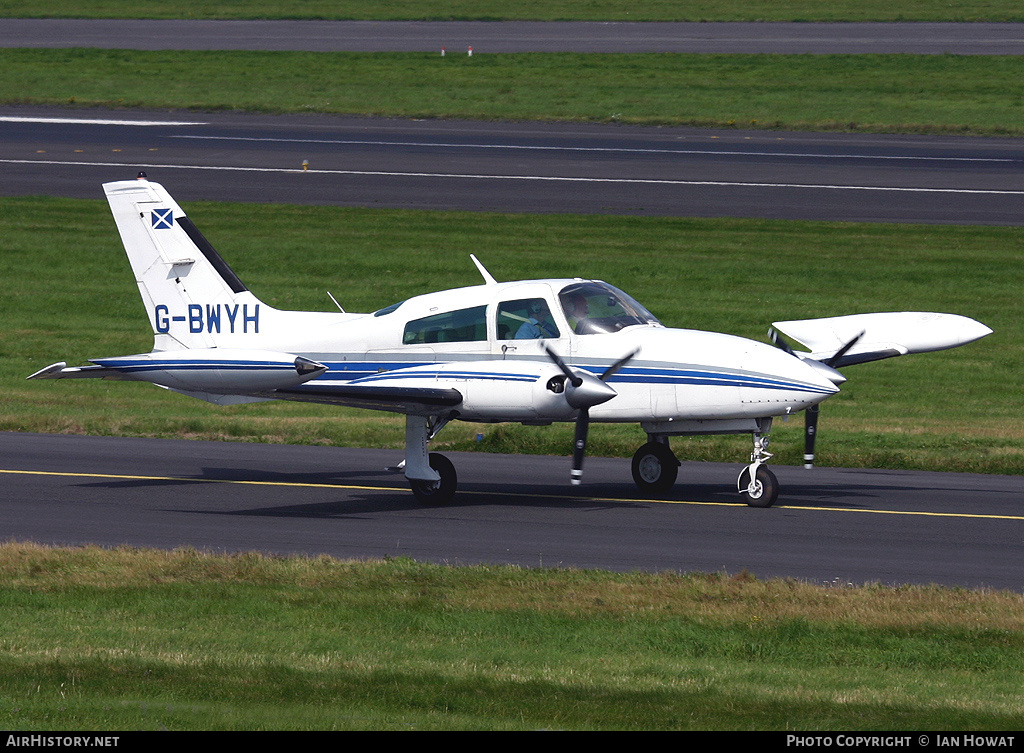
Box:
29;178;992;507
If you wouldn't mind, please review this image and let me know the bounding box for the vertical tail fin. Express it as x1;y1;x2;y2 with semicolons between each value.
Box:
103;178;264;351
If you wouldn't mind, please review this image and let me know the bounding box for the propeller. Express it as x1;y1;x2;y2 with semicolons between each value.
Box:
545;346;638;485
768;328;864;469
767;327;796;357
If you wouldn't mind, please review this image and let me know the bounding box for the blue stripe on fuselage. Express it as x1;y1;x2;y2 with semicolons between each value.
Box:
315;360;832;395
95;356;831;396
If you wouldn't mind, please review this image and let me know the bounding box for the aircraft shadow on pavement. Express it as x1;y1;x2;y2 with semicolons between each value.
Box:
73;465;400;490
71;464;928;515
192;483;658;518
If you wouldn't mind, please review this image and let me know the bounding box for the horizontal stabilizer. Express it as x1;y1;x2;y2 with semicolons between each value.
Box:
772;312;992;367
89;349;327;393
29;350;328;395
27;362;127;380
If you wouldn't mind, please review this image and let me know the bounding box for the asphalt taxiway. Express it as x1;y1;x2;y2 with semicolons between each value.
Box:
3;433;1022;590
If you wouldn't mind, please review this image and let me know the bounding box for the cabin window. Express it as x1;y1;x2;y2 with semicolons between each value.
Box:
496;298;560;340
403;305;487;344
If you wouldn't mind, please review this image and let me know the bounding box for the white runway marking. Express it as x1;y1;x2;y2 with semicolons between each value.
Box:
172;134;1017;164
0;116;208;126
3;158;1023;196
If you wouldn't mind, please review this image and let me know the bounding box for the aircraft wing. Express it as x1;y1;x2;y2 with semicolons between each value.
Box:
273;382;464;413
771;312;992;367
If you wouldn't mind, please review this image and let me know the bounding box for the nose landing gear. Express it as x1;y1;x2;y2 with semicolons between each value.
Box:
737;422;779;507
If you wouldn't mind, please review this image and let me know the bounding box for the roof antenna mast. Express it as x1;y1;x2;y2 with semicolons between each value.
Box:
471;254;497;285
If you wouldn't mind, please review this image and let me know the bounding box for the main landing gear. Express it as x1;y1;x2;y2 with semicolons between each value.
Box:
409;453;458;505
631;440;680;494
403;414;459;506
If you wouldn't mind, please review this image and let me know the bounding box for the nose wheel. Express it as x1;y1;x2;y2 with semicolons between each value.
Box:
737;424;779;507
737;464;779;508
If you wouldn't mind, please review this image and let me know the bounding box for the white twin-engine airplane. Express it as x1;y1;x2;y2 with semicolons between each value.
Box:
30;178;992;507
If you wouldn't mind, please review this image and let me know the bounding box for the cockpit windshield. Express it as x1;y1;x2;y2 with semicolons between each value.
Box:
373;300;404;317
557;282;661;335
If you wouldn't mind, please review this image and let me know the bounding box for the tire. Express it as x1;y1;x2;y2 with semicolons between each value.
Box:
631;442;679;494
409;453;458;505
738;465;779;508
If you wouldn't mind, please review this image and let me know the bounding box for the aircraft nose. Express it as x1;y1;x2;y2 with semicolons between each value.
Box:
794;355;841;400
745;342;839;412
803;359;842;395
802;357;847;386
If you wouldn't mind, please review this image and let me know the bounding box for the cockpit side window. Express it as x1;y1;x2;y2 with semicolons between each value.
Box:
403;305;487;344
558;282;661;335
496;298;560;340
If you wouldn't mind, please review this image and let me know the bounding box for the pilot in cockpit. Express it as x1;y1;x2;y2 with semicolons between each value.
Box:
515;301;558;339
563;293;590;334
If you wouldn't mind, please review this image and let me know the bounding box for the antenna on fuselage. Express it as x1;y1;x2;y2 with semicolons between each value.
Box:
471;254;497;285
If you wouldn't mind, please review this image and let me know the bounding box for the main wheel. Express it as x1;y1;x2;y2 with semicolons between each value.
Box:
631;442;679;494
409;453;458;505
738;465;779;508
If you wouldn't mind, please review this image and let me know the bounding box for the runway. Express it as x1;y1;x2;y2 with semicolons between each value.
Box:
3;432;1022;590
3;19;1024;54
2;19;1021;224
3;106;1022;223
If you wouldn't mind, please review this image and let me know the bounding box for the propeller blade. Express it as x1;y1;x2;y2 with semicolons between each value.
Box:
824;330;865;368
599;348;639;382
571;409;589;485
804;403;820;469
543;345;582;387
768;327;796;356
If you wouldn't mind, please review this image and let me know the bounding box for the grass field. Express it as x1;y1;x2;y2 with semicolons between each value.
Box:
3;49;1024;136
2;543;1024;731
3;197;1019;475
2;0;1022;22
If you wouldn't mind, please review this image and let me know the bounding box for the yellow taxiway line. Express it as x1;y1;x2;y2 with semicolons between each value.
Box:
3;467;1022;521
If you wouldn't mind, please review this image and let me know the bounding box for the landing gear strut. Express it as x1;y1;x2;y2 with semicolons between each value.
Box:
737;420;779;508
404;413;458;505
